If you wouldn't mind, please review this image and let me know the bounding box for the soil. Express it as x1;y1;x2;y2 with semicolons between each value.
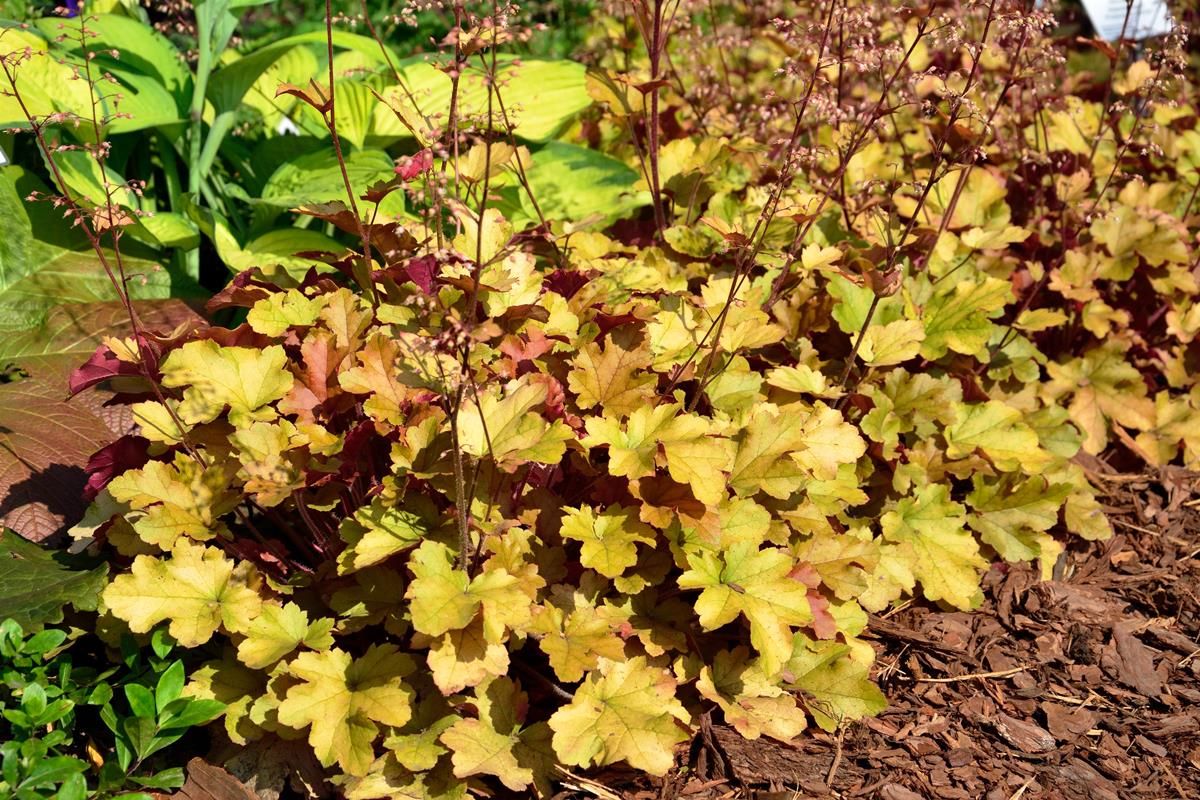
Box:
568;463;1200;800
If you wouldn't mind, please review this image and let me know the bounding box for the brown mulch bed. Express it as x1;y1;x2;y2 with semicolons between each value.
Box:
571;467;1200;800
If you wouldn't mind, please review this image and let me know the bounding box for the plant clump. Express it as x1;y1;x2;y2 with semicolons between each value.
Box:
0;0;1198;796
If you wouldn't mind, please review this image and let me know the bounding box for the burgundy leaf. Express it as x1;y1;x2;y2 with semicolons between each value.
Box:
405;255;440;295
197;323;275;349
594;311;639;336
206;270;277;313
83;435;150;501
544;269;592;299
68;344;150;397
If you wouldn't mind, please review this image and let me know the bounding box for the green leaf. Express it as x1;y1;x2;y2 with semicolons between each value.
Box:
35;15;192;107
828;274;903;336
155;661;186;712
207;41;302;116
440;678;549;792
213;31;402;119
130;768;185;790
159;340;294;427
1043;341;1155;455
336;498;431;575
103;540;263;647
944;400;1051;473
277;645;416;777
786;636;886;731
0;30;124;135
559;505;655;578
405;541;532;644
157;697;225;730
1064;490;1112;541
125;683;157;719
20;681;47;718
260;149;402;215
373;57;591;143
967;476;1071;563
19;756;87;791
506;141;649;226
247;289;327;337
135;213;201;250
1;21;183;134
456;376;572;469
549;657;690;775
42;149;141;210
881;485;986;611
0;530;106;629
859;319;925;367
679;542;812;677
234;601;334;669
0;173;174;333
920;276;1011;359
728;404;811;499
696;648;807;741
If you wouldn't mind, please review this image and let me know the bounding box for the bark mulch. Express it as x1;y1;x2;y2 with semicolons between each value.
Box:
569;465;1200;800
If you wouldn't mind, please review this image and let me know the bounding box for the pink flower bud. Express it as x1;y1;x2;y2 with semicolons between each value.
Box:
394;148;433;180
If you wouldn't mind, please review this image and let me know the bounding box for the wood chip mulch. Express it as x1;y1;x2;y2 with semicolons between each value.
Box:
570;466;1200;800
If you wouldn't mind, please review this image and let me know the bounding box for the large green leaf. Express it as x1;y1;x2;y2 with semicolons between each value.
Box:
34;14;193;107
371;57;592;143
97;64;188;133
208;41;303;117
259;148;403;215
267;30;402;69
241;47;323;134
3;28;181;133
0;23;183;134
208;30;401;118
503;141;649;227
41;149;141;209
0;530;107;629
0;28;96;132
0;173;173;332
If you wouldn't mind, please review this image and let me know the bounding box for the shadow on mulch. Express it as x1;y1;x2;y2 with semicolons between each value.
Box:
566;466;1200;800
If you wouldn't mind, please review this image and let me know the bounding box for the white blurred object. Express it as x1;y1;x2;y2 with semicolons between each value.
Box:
276;116;301;136
0;145;7;167
1080;0;1174;41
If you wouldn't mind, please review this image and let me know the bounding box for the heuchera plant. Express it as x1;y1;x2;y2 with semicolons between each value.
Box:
28;0;1200;796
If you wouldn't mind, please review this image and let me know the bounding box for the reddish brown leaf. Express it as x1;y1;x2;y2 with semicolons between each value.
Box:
83;435;150;501
157;758;260;800
275;81;332;114
206;270;276;313
0;301;202;541
807;590;838;640
68;343;151;397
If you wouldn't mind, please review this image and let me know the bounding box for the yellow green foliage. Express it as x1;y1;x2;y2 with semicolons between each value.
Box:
59;2;1200;796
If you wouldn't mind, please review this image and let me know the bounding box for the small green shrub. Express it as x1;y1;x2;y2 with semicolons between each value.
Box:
0;620;223;800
